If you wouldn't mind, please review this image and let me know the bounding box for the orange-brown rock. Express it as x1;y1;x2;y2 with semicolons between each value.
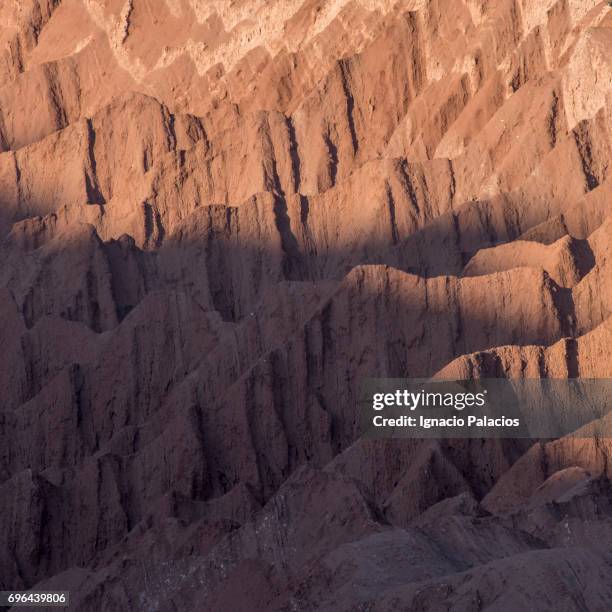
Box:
1;1;611;610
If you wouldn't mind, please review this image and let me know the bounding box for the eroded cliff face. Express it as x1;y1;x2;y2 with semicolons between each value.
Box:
1;1;611;609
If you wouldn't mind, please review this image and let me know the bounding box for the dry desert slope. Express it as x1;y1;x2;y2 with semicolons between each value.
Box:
1;0;612;610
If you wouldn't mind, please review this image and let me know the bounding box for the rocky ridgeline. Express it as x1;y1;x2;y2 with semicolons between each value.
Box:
0;1;611;609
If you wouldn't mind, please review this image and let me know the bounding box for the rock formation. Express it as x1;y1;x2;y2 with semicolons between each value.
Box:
0;0;611;609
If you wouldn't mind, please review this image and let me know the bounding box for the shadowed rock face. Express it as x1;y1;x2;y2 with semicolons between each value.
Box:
0;1;611;609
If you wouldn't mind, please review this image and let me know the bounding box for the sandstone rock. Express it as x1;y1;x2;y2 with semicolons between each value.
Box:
1;1;611;609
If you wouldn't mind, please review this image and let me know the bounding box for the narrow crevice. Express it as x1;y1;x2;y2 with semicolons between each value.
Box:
398;160;420;216
262;113;287;198
299;194;309;226
13;152;22;204
385;182;399;245
570;238;596;279
163;107;178;152
548;90;560;148
448;159;456;206
0;114;9;152
286;116;302;193
143;202;165;248
552;282;577;339
45;64;68;130
323;132;339;186
273;194;305;281
573;126;600;192
565;338;580;378
85;119;106;205
339;60;359;156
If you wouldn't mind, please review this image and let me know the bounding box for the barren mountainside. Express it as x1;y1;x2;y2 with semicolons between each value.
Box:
1;0;612;610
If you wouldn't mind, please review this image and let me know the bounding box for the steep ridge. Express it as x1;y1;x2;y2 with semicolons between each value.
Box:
0;1;611;609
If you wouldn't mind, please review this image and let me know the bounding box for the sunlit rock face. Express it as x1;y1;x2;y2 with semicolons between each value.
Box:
0;1;611;609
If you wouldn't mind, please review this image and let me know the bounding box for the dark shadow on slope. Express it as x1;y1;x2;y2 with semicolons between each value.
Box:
0;189;607;595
